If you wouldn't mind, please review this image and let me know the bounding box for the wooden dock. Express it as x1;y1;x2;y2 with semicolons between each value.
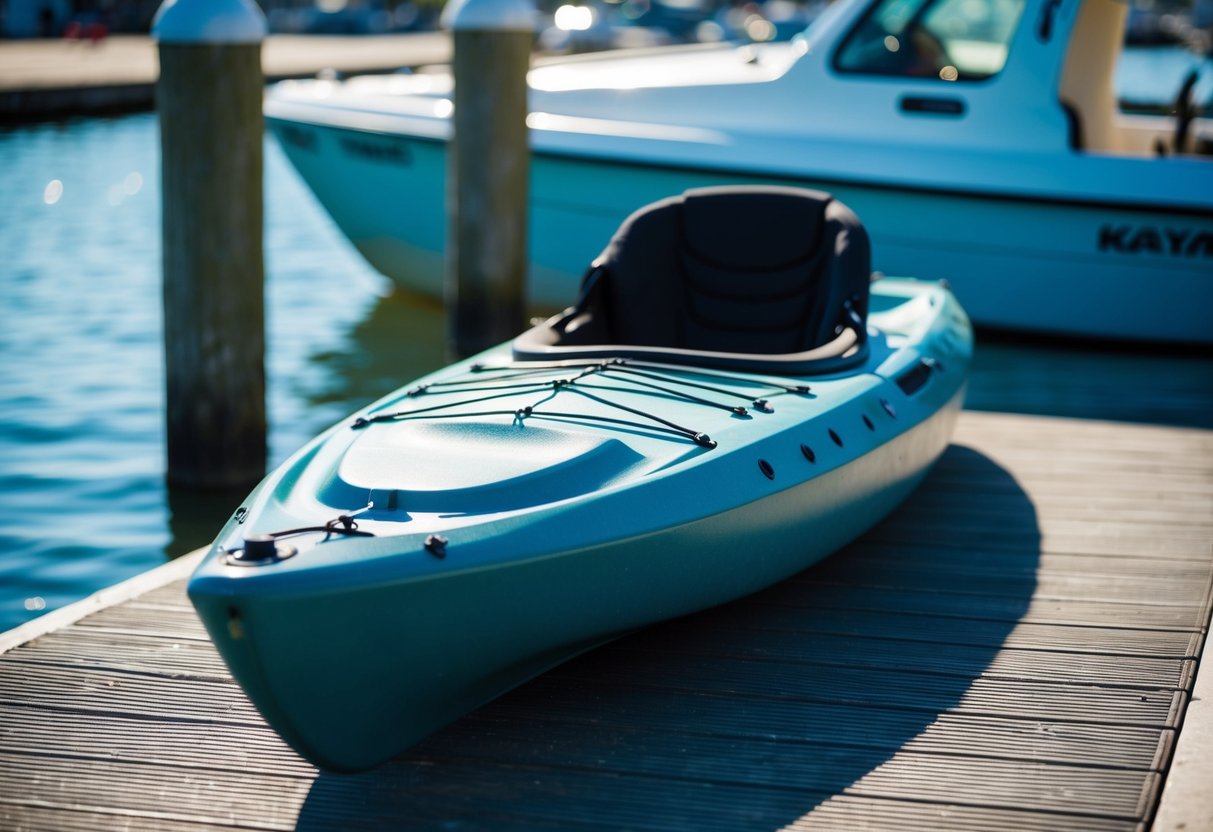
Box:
0;32;452;121
1;403;1209;830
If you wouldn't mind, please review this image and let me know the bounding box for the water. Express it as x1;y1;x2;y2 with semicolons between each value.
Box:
2;102;1211;635
0;113;446;631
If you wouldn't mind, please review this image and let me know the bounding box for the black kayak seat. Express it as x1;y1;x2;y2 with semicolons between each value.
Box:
512;185;872;375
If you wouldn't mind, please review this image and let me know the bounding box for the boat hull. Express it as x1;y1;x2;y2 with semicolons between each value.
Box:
271;120;1213;344
189;279;973;771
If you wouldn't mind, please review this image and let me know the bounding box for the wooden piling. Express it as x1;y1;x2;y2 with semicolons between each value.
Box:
445;0;533;359
154;0;268;488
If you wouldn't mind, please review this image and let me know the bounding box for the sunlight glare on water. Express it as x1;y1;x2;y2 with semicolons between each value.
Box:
0;113;443;632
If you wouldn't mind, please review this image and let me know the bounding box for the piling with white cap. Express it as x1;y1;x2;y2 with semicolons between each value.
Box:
153;0;267;488
444;0;534;359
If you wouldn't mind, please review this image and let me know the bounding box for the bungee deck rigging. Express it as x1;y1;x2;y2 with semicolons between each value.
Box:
240;362;820;547
350;358;817;449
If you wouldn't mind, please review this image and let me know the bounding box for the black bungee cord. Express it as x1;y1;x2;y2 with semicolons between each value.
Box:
348;358;806;445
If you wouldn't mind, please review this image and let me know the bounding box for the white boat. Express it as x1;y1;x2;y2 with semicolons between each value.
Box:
265;0;1213;345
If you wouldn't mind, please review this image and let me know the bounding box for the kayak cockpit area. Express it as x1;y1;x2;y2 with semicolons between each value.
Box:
514;186;873;375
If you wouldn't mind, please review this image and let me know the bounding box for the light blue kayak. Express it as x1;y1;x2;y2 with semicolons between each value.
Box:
188;187;973;771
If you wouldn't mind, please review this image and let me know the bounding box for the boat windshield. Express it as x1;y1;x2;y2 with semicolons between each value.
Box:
834;0;1026;81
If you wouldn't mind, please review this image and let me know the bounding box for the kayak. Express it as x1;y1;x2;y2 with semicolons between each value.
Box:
188;187;973;771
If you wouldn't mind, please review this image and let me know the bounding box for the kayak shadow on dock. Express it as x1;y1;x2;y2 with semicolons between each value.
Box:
295;444;1041;830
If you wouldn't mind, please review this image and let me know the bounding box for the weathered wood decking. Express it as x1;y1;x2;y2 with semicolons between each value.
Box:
1;406;1210;831
0;33;453;120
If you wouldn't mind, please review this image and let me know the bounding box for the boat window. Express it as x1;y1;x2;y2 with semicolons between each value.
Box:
834;0;1026;81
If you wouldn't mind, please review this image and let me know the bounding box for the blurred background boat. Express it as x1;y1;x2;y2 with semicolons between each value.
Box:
264;0;1213;345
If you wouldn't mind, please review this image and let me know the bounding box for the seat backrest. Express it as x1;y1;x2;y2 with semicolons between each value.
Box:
595;185;870;354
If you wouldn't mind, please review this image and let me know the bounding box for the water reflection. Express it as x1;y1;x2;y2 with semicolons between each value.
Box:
966;330;1213;429
166;484;255;559
303;291;448;414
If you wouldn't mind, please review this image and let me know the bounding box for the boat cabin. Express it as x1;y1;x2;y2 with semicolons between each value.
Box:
789;0;1206;156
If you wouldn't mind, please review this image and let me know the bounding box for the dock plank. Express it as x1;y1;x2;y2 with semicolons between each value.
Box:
0;33;454;121
757;582;1210;629
393;719;1159;817
0;408;1210;831
463;684;1173;770
0;807;254;832
0;663;261;726
0;704;309;776
611;625;1196;689
0;752;309;830
547;650;1186;726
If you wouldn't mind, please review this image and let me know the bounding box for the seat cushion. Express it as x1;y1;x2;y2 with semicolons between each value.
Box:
512;186;872;375
680;186;827;268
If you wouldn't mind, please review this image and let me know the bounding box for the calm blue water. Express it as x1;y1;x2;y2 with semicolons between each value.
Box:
0;113;446;632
